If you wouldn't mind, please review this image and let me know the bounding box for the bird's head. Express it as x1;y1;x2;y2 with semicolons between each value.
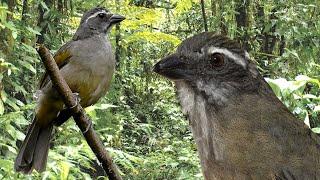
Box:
73;7;125;40
154;32;263;106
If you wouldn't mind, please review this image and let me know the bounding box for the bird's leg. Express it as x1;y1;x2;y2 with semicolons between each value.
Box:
69;92;80;109
68;93;92;134
82;119;92;134
69;93;92;134
54;93;81;126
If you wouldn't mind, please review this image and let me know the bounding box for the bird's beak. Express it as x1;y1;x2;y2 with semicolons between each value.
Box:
109;14;125;24
153;54;192;81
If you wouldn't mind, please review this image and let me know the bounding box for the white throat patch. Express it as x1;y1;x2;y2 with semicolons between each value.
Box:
175;81;225;161
207;47;247;68
85;10;107;23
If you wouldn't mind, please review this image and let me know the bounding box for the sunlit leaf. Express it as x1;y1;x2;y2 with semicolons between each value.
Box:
0;159;12;169
60;161;70;180
26;26;41;35
126;31;181;46
173;0;195;16
0;100;4;115
312;128;320;134
304;110;310;127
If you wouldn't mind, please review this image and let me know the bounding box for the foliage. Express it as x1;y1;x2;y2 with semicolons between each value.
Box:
266;75;320;129
0;0;319;179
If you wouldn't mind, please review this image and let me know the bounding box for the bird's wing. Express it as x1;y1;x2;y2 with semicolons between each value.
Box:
39;41;73;89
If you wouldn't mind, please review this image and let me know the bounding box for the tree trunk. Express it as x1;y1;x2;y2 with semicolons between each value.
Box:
64;0;68;14
70;0;73;12
58;0;63;14
115;0;121;69
267;8;277;55
219;0;228;35
7;0;14;19
165;2;171;32
279;35;285;56
200;0;208;32
255;2;266;54
211;0;216;16
0;0;15;55
235;0;250;50
21;0;28;43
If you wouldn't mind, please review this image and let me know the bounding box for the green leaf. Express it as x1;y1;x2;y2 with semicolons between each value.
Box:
96;103;117;110
0;143;16;154
312;127;320;134
174;0;193;16
12;30;17;39
302;94;319;99
303;110;310;127
60;161;70;180
0;159;12;170
20;60;36;74
26;26;41;35
126;31;181;46
40;1;49;10
265;78;283;97
0;100;4;115
4;98;20;111
21;43;38;54
3;21;16;31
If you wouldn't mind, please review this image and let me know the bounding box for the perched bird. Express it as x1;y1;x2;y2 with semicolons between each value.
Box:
15;7;125;173
153;32;320;179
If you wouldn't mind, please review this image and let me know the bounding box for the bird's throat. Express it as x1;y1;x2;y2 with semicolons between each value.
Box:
175;81;227;177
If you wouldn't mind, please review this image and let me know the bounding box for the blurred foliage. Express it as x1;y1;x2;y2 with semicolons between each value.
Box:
0;0;319;179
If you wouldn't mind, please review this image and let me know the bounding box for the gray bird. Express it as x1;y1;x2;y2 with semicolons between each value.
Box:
153;32;320;179
15;7;125;173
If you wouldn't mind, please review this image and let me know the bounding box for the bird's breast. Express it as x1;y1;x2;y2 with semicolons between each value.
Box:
61;35;115;107
72;35;115;73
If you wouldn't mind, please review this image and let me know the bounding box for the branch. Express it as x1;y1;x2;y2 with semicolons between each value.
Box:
37;45;122;180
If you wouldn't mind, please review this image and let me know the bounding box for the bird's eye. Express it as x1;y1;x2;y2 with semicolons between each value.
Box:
98;13;106;18
209;53;225;68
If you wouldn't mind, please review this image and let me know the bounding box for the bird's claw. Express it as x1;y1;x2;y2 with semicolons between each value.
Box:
70;93;80;109
83;120;92;134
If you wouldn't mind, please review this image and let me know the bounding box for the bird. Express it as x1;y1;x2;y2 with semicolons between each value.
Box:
15;7;125;173
153;32;320;179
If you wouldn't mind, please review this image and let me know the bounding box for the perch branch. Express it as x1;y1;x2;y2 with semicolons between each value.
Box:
37;45;122;180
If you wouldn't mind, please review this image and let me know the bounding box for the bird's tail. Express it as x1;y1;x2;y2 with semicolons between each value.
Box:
14;118;53;173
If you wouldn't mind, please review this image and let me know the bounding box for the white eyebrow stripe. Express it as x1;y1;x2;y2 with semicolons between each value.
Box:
207;47;247;68
85;10;107;23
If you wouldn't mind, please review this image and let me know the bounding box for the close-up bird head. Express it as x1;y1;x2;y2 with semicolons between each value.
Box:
154;32;263;106
73;7;125;40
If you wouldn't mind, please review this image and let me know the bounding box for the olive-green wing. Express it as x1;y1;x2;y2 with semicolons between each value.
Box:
39;41;73;89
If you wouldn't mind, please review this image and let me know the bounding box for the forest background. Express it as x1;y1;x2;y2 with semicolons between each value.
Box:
0;0;319;179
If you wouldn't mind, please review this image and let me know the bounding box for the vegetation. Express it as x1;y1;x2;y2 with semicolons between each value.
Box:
0;0;319;179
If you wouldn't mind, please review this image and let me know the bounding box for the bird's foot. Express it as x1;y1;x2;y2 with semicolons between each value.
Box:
82;120;92;134
55;93;81;127
61;93;81;109
70;93;80;109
